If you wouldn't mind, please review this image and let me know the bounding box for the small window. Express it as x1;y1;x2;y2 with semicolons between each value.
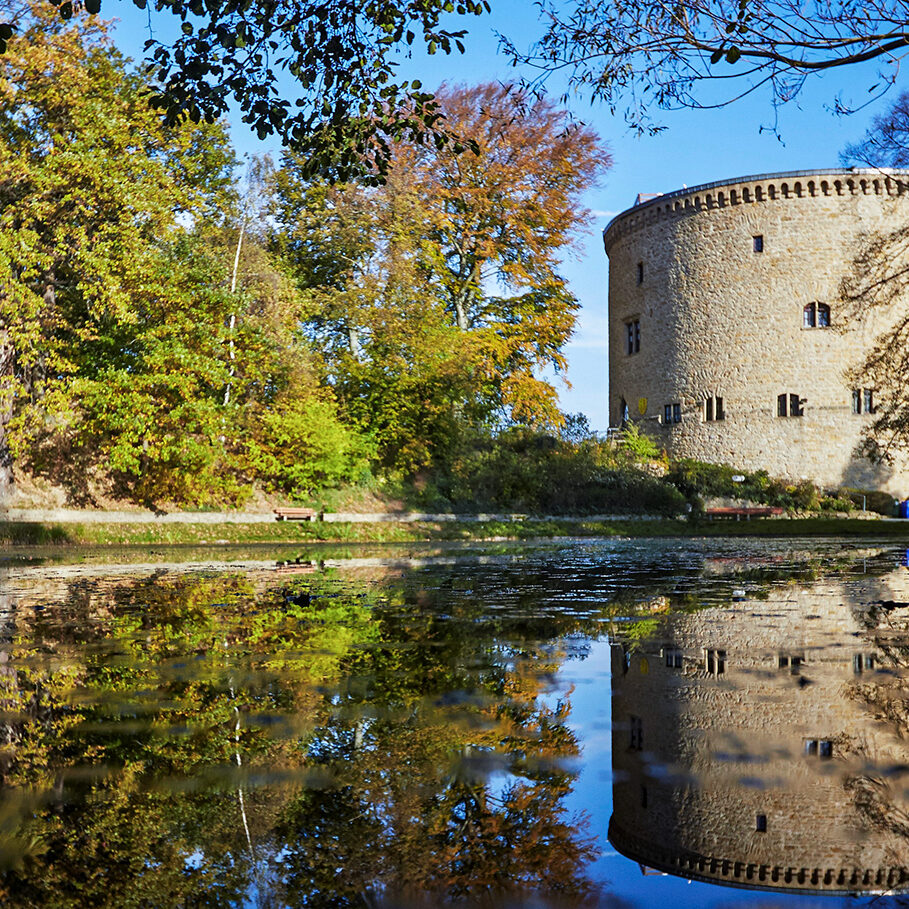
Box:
626;319;640;354
672;403;681;423
637;261;644;284
852;388;875;414
803;302;831;328
778;393;804;417
705;648;726;675
629;715;643;751
703;395;725;421
753;235;764;253
619;397;629;425
756;814;767;832
664;647;683;668
805;738;833;759
853;653;875;673
641;785;648;808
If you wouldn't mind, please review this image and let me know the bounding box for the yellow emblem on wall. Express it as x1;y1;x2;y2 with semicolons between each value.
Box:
637;397;648;416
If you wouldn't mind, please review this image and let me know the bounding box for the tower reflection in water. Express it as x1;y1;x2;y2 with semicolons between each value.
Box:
609;559;909;895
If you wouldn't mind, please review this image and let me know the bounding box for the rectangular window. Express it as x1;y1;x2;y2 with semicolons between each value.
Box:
777;394;787;417
672;403;681;423
753;235;763;253
664;647;683;668
819;740;833;759
705;648;726;676
663;404;672;424
637;261;644;284
805;739;818;756
704;396;725;422
803;304;816;328
756;814;767;832
852;388;875;414
629;715;643;751
626;319;640;354
789;394;803;417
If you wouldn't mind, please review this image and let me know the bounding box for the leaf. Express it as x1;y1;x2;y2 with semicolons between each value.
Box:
726;45;741;63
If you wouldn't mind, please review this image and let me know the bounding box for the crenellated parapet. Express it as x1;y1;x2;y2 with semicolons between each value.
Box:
603;168;909;252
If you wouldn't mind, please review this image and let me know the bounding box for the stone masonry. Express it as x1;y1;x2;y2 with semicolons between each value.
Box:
603;169;909;494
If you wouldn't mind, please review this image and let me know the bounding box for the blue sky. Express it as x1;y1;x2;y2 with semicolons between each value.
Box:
108;1;896;431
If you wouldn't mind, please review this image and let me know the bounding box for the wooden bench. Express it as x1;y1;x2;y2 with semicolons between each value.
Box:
273;507;316;521
704;506;784;521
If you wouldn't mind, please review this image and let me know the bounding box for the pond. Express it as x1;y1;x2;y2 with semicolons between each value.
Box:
2;538;909;907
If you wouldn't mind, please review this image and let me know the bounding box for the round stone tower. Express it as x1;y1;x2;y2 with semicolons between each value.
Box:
603;169;909;493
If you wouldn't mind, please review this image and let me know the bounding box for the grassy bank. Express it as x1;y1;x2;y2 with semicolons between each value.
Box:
2;516;909;547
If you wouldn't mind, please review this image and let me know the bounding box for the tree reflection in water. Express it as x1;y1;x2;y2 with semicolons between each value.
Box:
0;566;599;907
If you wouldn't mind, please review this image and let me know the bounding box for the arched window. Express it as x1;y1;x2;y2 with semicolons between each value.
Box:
803;302;831;328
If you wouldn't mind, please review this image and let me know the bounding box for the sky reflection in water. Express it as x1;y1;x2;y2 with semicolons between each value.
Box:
1;538;909;907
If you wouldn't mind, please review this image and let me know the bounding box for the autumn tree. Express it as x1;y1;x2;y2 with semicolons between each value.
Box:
400;81;610;427
272;83;608;470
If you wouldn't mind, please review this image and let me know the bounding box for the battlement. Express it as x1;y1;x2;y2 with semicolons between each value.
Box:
603;168;909;252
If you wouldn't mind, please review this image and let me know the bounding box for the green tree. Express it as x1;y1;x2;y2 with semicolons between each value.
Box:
1;8;368;506
1;0;492;182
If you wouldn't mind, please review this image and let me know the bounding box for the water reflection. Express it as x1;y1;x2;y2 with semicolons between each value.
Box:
0;540;909;906
610;548;909;896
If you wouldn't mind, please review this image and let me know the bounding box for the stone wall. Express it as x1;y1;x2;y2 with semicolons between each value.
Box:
604;169;909;494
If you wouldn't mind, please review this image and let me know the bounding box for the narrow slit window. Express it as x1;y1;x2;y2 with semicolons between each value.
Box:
672;403;681;423
852;388;875;414
756;814;767;832
753;235;764;253
637;261;644;284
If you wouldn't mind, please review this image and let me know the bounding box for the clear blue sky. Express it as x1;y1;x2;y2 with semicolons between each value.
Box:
108;1;895;431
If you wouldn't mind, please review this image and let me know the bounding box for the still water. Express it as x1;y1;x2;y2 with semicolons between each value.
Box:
2;538;909;907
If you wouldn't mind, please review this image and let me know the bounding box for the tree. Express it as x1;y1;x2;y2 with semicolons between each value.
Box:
0;8;368;506
507;1;909;132
843;89;909;167
272;83;609;470
399;82;610;427
0;0;492;182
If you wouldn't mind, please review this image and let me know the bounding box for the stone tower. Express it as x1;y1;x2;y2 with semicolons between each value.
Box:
604;169;909;493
